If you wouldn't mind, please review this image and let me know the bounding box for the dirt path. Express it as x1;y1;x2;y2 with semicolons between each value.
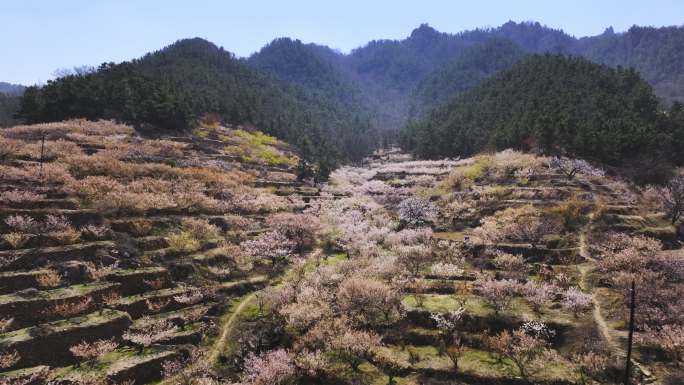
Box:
209;292;256;363
578;216;653;381
578;216;625;357
157;292;256;385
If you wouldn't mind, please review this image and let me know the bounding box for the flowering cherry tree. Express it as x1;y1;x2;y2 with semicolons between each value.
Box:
337;277;403;326
69;338;118;367
522;281;557;313
394;244;433;277
267;213;321;254
560;287;593;316
431;307;466;336
123;318;178;354
642;324;684;366
397;197;437;227
430;262;464;281
486;327;555;382
242;349;296;385
240;231;295;266
649;175;684;224
548;156;605;179
327;329;382;371
477;279;521;315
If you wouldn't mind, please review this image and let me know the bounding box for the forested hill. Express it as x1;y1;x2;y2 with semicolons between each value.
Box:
401;55;684;171
250;22;684;132
408;38;527;118
16;38;378;173
0;82;26;96
247;38;360;106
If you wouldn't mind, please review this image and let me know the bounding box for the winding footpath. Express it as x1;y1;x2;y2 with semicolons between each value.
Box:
577;213;654;382
209;292;257;364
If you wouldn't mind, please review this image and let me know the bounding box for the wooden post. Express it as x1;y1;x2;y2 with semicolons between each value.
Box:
38;134;45;179
624;280;635;385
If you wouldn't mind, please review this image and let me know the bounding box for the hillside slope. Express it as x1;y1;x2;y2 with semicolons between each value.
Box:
0;119;329;384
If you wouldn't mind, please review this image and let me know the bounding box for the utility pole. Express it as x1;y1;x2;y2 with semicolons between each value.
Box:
624;280;635;385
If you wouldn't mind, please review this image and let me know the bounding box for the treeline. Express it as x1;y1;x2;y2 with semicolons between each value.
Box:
0;93;20;127
16;38;379;172
402;55;684;171
0;82;25;127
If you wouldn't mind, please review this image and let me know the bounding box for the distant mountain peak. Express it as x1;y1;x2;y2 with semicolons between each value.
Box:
164;37;223;54
410;23;440;40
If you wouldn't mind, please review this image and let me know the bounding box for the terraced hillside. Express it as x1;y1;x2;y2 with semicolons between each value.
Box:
0;124;681;385
219;149;682;385
0;120;324;384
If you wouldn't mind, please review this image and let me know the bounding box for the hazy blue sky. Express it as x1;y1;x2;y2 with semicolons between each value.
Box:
2;0;683;85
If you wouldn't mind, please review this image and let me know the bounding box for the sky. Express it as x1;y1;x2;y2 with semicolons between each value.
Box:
2;0;683;85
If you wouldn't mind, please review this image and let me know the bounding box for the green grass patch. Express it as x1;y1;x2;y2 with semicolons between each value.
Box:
234;129;278;146
402;294;492;317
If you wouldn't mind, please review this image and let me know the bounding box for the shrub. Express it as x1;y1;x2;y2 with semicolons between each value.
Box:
0;138;23;163
545;199;590;230
180;218;221;240
463;156;494;180
2;232;31;249
45;297;93;318
166;231;201;253
5;215;38;233
36;270;62;288
0;350;20;370
235;129;278;146
492;251;528;278
80;224;110;240
0;189;46;203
